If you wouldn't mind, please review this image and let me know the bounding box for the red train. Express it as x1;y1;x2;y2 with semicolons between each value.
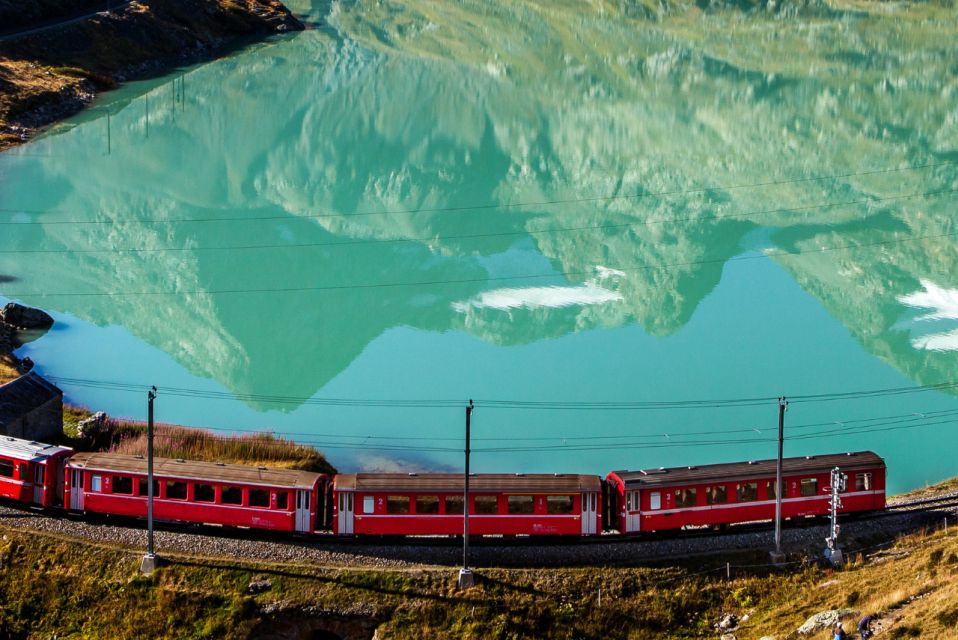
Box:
0;434;886;538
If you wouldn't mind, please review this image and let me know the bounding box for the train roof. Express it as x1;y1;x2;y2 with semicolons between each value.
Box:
609;451;884;489
0;435;72;463
67;452;322;490
335;473;602;493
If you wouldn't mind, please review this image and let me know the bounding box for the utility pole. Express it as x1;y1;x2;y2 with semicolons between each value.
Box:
458;400;475;589
772;396;787;564
140;386;158;575
825;467;847;567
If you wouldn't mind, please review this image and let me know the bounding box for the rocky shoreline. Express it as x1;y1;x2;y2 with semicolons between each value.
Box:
0;0;304;150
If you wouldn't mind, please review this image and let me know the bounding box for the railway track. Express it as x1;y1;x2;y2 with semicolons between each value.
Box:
2;489;955;570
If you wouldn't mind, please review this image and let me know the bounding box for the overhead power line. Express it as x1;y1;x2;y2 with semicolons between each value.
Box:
1;186;955;255
7;216;958;298
0;159;952;224
47;375;958;412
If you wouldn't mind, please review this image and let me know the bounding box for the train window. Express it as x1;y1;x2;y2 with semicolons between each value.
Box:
475;496;498;514
276;492;289;510
386;496;410;514
18;463;27;479
547;495;573;514
675;488;696;508
249;489;269;508
856;473;873;491
166;481;187;500
0;459;13;478
737;482;758;502
362;496;374;514
91;475;102;492
445;495;464;514
112;476;133;495
222;486;242;505
800;478;818;497
650;492;661;510
195;484;215;502
416;495;440;514
706;485;727;505
138;478;160;497
35;465;45;484
766;481;777;499
625;492;633;511
507;495;535;514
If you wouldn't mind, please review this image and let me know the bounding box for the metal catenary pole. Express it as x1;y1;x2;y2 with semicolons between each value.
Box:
140;386;158;574
458;400;474;589
774;396;787;556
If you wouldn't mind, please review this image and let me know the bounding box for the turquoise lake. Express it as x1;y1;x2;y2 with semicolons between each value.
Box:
2;1;957;492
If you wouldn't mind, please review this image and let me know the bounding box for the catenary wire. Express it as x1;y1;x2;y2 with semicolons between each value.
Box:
0;159;952;223
1;186;955;254
7;220;958;298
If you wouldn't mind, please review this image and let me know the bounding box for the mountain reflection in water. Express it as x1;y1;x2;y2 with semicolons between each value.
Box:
1;0;957;488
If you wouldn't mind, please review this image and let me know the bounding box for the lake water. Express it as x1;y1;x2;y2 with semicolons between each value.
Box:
1;1;957;493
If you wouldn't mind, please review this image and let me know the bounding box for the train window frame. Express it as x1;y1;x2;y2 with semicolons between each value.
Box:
386;495;410;514
249;489;270;508
650;491;661;510
706;485;728;505
507;495;534;515
91;475;102;492
222;486;243;505
766;481;777;500
546;495;573;514
194;483;215;502
138;478;159;497
276;491;289;510
0;459;14;478
166;480;187;500
362;496;374;514
444;495;464;515
112;476;134;495
416;495;440;515
856;473;873;492
35;465;45;485
800;478;818;497
474;495;498;514
736;482;758;502
18;463;27;479
675;488;696;509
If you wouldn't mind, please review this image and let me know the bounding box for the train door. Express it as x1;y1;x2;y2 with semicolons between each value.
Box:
628;490;642;533
69;468;84;511
32;464;44;505
581;492;597;535
294;490;311;533
337;491;354;535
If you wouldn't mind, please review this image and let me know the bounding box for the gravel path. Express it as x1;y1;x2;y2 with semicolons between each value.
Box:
3;500;953;571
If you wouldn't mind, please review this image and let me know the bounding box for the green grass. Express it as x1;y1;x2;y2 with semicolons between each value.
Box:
5;513;958;639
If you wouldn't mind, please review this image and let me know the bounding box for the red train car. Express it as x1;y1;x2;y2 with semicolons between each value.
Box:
333;473;602;537
606;451;885;534
65;452;328;533
0;436;73;508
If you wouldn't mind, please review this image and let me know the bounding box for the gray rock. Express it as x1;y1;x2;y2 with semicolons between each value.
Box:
1;303;53;330
797;609;858;635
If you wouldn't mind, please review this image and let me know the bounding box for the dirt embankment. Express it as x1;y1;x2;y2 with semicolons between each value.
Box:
0;0;303;150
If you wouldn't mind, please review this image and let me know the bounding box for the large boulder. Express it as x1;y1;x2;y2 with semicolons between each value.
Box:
1;303;54;330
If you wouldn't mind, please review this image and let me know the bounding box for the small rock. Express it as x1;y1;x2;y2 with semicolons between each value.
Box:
718;613;739;630
248;578;272;593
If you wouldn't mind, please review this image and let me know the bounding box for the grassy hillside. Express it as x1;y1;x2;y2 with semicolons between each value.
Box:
1;505;957;638
0;0;302;149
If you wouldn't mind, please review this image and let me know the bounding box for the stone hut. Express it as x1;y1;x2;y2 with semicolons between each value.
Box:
0;371;63;441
